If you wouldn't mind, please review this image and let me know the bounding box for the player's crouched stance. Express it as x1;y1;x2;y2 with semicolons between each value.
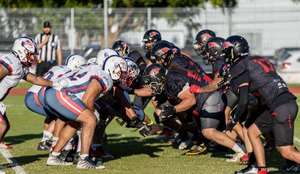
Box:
44;56;128;169
0;36;63;149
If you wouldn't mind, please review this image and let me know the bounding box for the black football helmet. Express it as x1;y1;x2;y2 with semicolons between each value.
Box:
193;29;216;56
204;37;225;64
224;35;249;64
112;40;130;56
142;29;162;53
142;63;167;95
151;40;174;68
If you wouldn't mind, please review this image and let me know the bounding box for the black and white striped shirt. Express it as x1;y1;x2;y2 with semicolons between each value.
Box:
35;33;61;62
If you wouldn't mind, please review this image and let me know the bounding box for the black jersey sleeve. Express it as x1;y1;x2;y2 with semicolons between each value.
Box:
166;71;189;98
230;59;250;94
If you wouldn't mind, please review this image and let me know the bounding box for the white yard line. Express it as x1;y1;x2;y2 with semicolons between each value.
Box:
0;149;26;174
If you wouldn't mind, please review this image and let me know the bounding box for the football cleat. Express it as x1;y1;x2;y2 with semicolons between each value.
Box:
90;147;114;161
0;143;13;149
226;151;245;162
76;156;105;169
240;152;249;163
178;137;192;150
46;156;73;166
235;165;258;174
282;163;300;172
185;144;207;156
37;140;52;151
257;169;268;174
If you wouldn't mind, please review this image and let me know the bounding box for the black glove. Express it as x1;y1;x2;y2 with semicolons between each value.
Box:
130;116;150;137
126;87;135;95
118;85;135;94
226;118;237;131
159;104;176;120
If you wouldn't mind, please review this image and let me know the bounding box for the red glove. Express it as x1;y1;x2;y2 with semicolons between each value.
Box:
190;85;201;94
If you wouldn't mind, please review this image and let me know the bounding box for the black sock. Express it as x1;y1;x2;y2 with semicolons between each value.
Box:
247;152;257;167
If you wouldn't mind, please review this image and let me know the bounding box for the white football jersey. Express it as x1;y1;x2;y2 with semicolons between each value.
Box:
0;53;29;101
28;65;71;93
55;64;113;100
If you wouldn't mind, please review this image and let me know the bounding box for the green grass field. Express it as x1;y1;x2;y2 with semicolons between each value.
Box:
0;94;299;174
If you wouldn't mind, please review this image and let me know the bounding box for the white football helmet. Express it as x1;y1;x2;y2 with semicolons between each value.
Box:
12;36;38;67
87;57;97;64
96;48;119;67
124;57;140;87
102;55;128;88
65;54;87;70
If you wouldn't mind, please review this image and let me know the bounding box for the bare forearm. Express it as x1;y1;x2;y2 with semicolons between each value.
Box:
174;99;195;113
26;74;53;86
125;107;137;120
134;87;153;97
57;49;62;65
199;82;219;93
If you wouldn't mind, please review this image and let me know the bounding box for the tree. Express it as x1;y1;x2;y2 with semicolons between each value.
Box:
106;0;237;46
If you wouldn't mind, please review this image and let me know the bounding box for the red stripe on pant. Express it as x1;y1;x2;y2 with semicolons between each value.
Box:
56;90;84;116
33;93;43;107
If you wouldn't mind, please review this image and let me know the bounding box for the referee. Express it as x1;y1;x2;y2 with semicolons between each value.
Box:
34;21;62;76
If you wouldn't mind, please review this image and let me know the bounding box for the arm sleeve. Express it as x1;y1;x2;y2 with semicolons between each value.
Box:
233;85;249;122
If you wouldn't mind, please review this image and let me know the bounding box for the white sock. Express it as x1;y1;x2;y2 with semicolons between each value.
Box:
51;151;61;157
51;136;59;149
232;144;245;153
80;154;88;160
76;134;81;153
42;130;53;142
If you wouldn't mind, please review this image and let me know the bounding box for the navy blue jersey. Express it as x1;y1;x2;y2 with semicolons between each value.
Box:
166;68;211;108
170;54;212;83
230;56;296;110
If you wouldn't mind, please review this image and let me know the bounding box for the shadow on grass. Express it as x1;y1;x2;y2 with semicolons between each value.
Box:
210;148;289;173
105;133;169;159
4;133;42;145
0;154;48;169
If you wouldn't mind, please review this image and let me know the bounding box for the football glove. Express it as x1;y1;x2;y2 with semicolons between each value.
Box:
159;104;176;121
130;116;150;137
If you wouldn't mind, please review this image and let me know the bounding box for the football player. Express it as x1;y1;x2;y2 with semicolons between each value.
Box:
0;36;62;149
224;35;300;174
25;54;86;151
143;64;246;159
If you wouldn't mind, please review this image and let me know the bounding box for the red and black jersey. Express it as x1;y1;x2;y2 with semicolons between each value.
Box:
230;56;296;110
166;68;211;108
170;54;212;83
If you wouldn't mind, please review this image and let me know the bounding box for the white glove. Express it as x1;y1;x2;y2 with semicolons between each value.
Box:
0;102;6;115
52;79;69;88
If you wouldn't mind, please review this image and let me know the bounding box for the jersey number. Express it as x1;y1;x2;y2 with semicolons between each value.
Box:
68;71;88;81
252;58;275;73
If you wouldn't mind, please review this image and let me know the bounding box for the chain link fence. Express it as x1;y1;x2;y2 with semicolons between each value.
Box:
1;4;300;59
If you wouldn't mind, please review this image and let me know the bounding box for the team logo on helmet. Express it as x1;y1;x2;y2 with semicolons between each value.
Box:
149;67;160;76
121;41;128;47
223;41;234;49
149;31;158;37
161;47;171;53
201;33;212;41
208;42;217;49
